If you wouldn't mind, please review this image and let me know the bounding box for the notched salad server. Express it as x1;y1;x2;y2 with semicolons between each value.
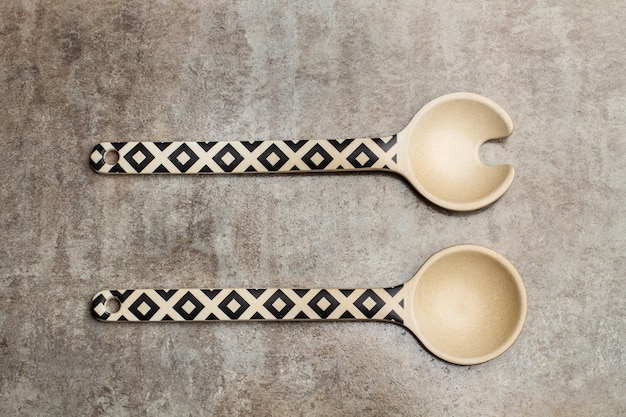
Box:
90;93;515;211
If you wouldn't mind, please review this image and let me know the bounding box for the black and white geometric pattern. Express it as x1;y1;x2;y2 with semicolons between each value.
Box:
90;136;398;174
92;286;405;324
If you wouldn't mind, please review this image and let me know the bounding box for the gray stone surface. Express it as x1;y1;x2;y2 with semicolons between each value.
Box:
1;1;624;416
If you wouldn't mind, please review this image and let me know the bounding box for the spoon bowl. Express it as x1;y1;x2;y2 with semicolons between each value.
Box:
92;245;527;365
404;245;527;364
90;93;515;211
400;94;515;211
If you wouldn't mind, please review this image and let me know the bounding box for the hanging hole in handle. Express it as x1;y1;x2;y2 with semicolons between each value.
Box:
104;297;121;314
104;150;119;165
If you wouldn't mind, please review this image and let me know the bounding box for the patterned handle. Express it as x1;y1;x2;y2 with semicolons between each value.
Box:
90;136;398;174
92;286;405;324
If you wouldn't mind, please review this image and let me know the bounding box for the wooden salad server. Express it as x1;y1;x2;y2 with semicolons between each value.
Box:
92;245;527;365
90;93;515;211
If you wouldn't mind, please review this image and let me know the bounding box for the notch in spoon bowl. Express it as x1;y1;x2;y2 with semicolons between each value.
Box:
89;93;515;211
92;245;527;365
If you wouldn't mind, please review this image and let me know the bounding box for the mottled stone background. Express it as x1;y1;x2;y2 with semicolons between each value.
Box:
1;1;624;416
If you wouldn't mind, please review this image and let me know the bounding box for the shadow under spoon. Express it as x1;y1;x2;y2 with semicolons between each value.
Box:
89;92;515;211
92;245;527;365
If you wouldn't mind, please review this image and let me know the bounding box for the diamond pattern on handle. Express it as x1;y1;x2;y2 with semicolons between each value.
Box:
124;143;155;172
218;291;250;319
128;293;159;320
302;144;334;170
173;292;204;320
263;289;296;319
307;289;340;318
213;143;245;172
92;286;405;323
347;143;379;168
90;136;398;174
354;289;385;318
168;143;200;173
257;144;289;171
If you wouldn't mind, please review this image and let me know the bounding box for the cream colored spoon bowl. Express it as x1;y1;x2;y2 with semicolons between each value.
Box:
92;245;527;365
403;93;515;211
90;93;514;211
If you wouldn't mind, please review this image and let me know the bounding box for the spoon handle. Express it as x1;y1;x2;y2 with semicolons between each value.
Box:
92;286;405;324
90;136;399;174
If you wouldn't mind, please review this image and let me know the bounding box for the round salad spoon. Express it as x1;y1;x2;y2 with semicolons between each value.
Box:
92;245;527;365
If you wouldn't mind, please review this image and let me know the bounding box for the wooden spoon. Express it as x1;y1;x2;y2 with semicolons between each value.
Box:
90;92;514;211
92;245;527;365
